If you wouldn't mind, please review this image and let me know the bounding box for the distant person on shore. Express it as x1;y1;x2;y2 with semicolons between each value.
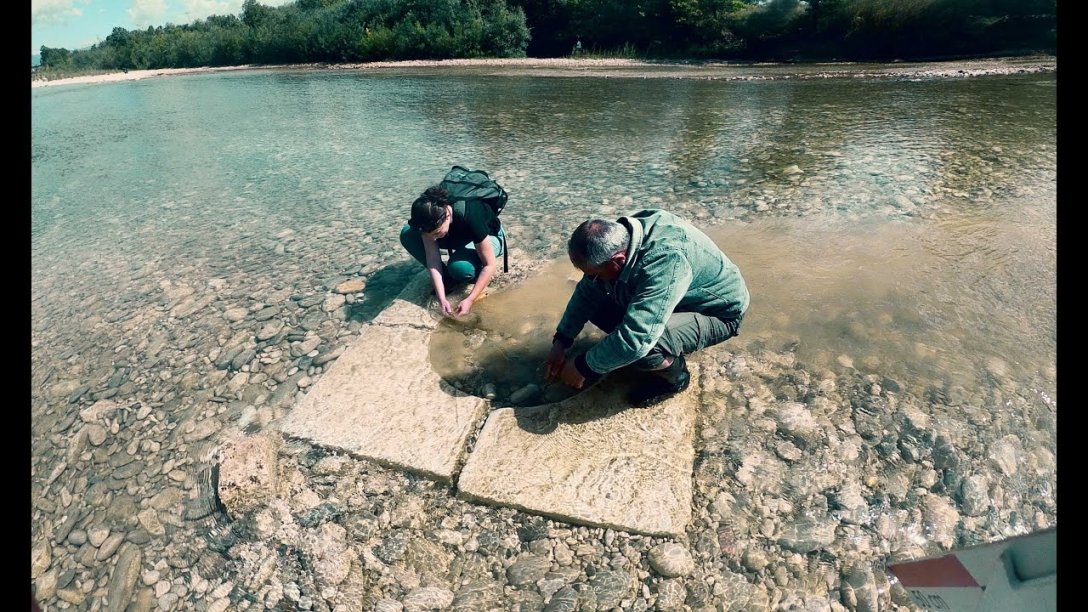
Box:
573;39;583;56
400;185;505;317
543;209;749;406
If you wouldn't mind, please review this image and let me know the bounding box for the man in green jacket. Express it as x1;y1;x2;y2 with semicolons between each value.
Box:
544;209;749;406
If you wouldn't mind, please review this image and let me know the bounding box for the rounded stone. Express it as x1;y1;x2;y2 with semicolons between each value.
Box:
647;543;694;578
67;529;88;546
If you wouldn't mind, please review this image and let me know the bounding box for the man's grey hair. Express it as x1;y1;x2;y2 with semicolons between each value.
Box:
568;219;630;267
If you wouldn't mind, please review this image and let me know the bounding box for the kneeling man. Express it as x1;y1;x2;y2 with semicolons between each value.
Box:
544;209;749;406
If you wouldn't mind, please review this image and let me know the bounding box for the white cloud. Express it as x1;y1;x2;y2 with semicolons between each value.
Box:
177;0;237;22
131;0;295;28
31;0;88;26
129;0;169;28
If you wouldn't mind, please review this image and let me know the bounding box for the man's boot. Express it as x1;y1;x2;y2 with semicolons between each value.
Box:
629;354;690;407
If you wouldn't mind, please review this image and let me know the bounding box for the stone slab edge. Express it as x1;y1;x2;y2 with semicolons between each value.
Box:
456;372;698;537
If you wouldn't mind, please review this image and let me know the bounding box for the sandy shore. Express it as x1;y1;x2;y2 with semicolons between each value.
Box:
30;64;265;88
30;55;1055;88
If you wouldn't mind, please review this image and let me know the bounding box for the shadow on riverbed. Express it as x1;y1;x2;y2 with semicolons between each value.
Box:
344;261;420;323
417;259;608;408
508;367;663;434
434;315;601;407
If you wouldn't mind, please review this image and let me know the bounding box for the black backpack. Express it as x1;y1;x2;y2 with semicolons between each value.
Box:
439;165;510;272
440;166;508;216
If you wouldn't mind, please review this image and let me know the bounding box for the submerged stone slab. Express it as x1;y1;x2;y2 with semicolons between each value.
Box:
279;272;487;483
370;272;441;330
457;370;698;537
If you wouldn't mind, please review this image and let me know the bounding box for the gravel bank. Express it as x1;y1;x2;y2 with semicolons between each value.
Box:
31;55;1056;89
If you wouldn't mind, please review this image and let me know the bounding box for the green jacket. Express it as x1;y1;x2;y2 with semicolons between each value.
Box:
555;209;749;375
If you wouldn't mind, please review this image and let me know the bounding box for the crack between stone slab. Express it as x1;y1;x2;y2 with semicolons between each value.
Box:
371;320;436;332
447;397;496;497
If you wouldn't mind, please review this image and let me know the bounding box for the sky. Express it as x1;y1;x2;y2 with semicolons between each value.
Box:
31;0;291;54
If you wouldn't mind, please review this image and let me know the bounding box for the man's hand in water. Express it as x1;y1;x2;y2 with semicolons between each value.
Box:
558;360;586;389
544;340;568;383
439;298;453;316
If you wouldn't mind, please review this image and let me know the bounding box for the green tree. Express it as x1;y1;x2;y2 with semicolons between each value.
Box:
32;0;1054;77
668;0;752;55
242;0;274;28
39;46;72;68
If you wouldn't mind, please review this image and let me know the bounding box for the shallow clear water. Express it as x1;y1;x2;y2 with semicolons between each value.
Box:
31;66;1055;604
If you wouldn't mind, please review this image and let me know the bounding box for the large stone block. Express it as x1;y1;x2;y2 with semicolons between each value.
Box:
456;370;698;537
279;324;487;483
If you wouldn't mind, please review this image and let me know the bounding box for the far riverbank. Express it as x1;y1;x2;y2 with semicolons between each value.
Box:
31;54;1055;88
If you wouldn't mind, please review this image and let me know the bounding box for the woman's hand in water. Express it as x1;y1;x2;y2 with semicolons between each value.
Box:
454;297;474;317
